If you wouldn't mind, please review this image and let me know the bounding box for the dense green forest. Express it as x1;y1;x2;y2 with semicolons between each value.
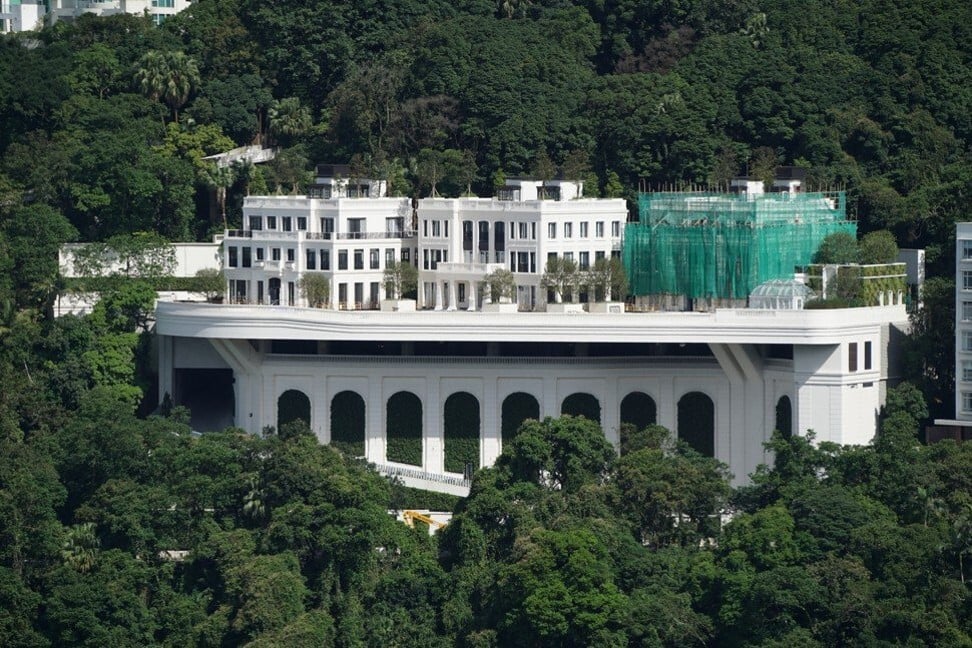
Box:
1;0;972;644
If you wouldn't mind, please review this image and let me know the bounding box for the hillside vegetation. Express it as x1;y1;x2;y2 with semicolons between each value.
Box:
1;1;971;645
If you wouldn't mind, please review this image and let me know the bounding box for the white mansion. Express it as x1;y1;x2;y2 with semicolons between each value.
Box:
150;168;910;493
223;166;626;311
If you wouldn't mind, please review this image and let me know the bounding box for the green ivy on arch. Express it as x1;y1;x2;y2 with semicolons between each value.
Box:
443;392;480;474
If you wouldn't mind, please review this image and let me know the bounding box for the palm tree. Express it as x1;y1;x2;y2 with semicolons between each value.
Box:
202;163;237;229
133;50;200;125
161;51;199;124
268;97;311;145
62;522;99;573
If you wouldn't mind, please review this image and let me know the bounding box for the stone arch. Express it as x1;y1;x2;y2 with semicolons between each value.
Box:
775;395;793;438
444;392;480;475
561;392;601;424
277;389;311;430
330;391;365;455
677;391;715;457
620;391;657;431
501;392;541;446
386;391;422;466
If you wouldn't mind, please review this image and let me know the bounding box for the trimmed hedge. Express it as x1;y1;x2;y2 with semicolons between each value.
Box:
330;391;365;456
65;275;219;293
278;390;311;429
677;391;714;457
443;392;480;474
501;392;541;447
386;391;422;466
620;392;657;431
389;485;462;512
561;393;601;424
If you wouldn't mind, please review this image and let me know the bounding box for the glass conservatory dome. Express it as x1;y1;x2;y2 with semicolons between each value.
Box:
748;279;814;310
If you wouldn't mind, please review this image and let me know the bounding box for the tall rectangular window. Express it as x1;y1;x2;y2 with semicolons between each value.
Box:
963;360;972;382
964;392;972;412
306;249;316;270
611;221;621;237
338;250;348;270
964;271;972;290
321;250;330;270
354;249;364;270
596;221;604;237
370;248;380;269
249;216;262;230
595;250;606;262
241;247;251;268
965;332;972;352
271;248;281;261
282;217;292;232
386;248;396;264
579;251;590;270
848;342;858;372
401;248;410;262
297;217;307;230
963;240;972;259
286;248;295;262
564;223;573;238
267;216;277;230
547;222;556;239
322;218;334;235
964;302;972;321
256;248;265;261
519;222;528;239
432;221;441;237
228;246;238;267
864;341;872;370
580;222;588;238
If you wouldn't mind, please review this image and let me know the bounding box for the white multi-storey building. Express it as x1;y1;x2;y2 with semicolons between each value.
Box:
154;171;911;494
933;223;972;439
46;0;192;26
224;171;626;312
223;170;414;309
1;0;43;32
417;178;625;310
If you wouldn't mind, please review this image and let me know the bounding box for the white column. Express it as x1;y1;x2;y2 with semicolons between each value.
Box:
447;281;458;311
366;379;385;464
433;281;443;310
158;335;174;404
481;379;501;467
425;380;444;474
467;281;477;311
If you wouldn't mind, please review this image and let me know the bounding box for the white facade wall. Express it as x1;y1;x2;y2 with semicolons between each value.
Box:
416;195;626;309
156;302;908;488
954;223;972;421
225;195;416;309
46;0;192;26
1;2;43;32
60;242;220;278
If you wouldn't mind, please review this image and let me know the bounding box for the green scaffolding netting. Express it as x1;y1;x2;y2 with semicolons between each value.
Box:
624;191;856;300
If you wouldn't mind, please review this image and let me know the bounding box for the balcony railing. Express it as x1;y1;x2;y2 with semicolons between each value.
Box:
225;230;416;241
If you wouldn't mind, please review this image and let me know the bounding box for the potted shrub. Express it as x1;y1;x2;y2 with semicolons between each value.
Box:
381;261;418;311
482;268;518;312
542;257;584;312
587;257;627;313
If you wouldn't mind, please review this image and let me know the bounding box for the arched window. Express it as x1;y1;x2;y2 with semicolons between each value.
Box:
386;391;422;466
330;391;365;456
502;392;541;446
620;392;657;431
444;392;480;474
775;396;793;438
561;393;601;424
677;391;714;457
277;389;311;429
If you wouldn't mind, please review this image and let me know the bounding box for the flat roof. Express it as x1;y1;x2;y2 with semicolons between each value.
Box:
155;302;907;346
